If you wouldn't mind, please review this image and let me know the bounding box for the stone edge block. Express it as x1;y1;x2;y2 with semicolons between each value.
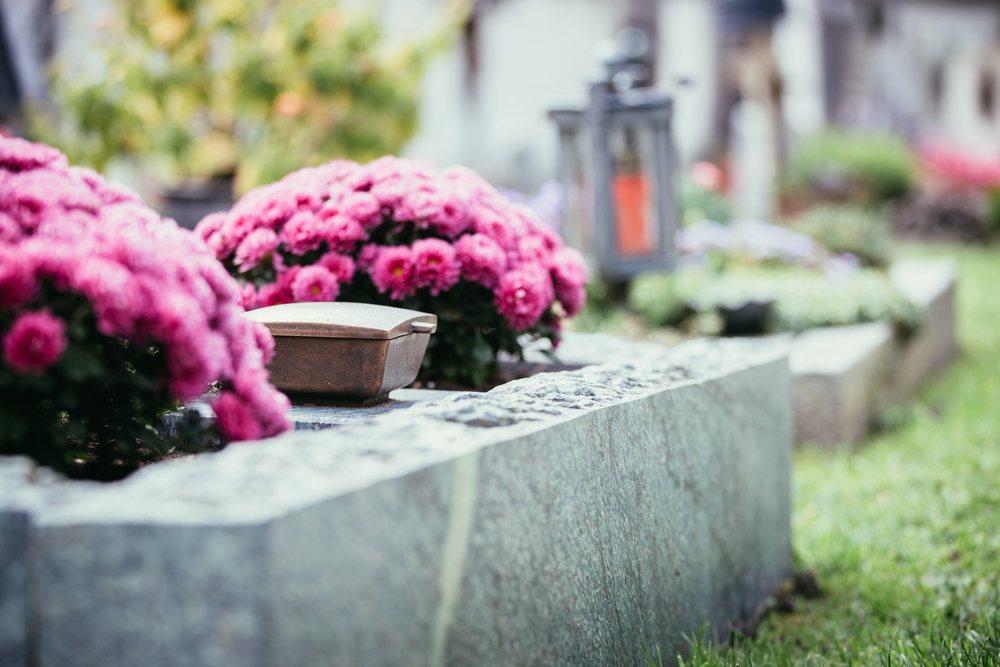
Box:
885;259;959;406
789;323;895;445
2;338;792;667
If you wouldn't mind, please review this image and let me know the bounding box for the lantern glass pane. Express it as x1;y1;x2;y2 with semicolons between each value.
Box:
608;122;659;257
556;125;596;260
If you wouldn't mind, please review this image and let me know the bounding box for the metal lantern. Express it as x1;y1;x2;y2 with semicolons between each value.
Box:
549;61;679;281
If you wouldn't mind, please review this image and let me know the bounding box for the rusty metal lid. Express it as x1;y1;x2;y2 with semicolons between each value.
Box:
243;302;437;340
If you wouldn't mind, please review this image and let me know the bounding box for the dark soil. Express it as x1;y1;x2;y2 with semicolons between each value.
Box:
730;570;824;643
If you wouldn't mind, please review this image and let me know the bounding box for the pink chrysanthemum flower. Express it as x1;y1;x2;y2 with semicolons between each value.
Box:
454;233;507;288
474;210;516;249
0;136;290;448
494;264;555;330
370;245;416;300
3;309;68;375
516;235;554;267
550;247;588;317
0;250;38;309
212;391;264;442
257;282;290;308
238;283;258;311
339;191;382;227
291;265;340;302
356;243;381;272
412;238;461;296
0;137;67;172
280;211;324;255
318;251;356;283
234;228;280;271
72;257;145;338
0;212;23;243
318;212;366;252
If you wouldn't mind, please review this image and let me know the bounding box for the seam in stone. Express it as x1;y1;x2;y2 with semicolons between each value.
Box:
429;449;480;667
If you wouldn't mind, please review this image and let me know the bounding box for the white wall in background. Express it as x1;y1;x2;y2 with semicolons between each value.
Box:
773;0;825;142
392;0;725;192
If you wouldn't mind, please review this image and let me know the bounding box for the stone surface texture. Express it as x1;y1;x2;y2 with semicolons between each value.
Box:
0;338;792;667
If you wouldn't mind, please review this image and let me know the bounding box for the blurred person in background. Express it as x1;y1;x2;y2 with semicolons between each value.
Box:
711;0;787;170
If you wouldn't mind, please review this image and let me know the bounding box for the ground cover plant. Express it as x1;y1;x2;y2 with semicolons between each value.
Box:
626;266;920;335
655;245;1000;666
197;156;588;386
791;206;892;268
0;138;290;479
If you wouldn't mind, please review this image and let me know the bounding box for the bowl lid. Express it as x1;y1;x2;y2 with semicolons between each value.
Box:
243;302;437;340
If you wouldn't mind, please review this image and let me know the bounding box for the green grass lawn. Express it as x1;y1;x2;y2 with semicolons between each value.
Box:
668;245;1000;666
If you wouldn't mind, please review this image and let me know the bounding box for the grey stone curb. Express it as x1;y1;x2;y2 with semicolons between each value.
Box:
1;337;793;667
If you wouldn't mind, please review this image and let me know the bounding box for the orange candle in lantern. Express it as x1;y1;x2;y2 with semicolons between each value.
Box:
612;173;654;256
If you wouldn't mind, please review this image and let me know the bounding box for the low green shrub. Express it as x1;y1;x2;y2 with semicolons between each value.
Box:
793;205;892;268
782;131;918;206
630;266;920;334
680;184;733;226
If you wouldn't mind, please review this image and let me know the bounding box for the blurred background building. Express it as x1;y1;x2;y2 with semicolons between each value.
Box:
1;0;999;198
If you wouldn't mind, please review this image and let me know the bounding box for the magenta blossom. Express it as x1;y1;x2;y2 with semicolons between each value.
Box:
318;251;356;283
280;211;324;255
212;391;264;442
550;247;588;317
291;265;340;302
0;251;38;309
454;233;507;288
494;264;555;330
412;238;461;296
0;136;290;449
370;245;416;300
234;228;279;270
195;155;589;384
356;243;381;272
3;309;68;375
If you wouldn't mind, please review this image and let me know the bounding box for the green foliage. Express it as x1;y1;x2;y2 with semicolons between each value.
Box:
985;189;1000;236
0;285;217;480
681;184;733;226
783;131;918;207
340;274;532;388
629;266;921;333
793;205;893;268
671;245;1000;666
30;0;463;192
628;272;694;328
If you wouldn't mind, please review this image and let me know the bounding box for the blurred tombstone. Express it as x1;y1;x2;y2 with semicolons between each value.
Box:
548;29;679;286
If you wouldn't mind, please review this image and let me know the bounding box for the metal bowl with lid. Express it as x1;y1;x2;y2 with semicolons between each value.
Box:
244;302;437;404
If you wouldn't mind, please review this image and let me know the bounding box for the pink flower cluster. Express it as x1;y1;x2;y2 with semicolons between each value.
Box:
919;142;1000;191
0;137;290;442
196;156;588;330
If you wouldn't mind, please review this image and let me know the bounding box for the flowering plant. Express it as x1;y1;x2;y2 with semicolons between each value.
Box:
196;156;588;386
31;0;463;193
918;142;1000;191
0;138;290;478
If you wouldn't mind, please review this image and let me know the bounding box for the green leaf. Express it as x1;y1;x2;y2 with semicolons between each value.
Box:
58;343;105;382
